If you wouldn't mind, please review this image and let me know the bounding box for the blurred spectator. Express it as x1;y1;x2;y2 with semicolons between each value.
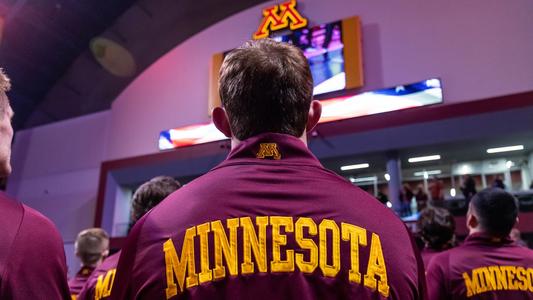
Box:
460;175;477;204
417;207;456;267
69;228;109;298
429;176;444;202
415;184;429;211
492;175;506;190
400;183;414;216
377;190;389;205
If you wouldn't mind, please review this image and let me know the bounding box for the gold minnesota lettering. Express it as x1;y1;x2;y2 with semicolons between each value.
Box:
163;216;389;299
463;265;533;297
94;268;117;300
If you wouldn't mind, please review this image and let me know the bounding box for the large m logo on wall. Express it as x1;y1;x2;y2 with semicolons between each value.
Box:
253;0;308;39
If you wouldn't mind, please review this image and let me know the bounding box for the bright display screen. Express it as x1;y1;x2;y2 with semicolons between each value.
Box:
159;78;443;150
273;21;345;96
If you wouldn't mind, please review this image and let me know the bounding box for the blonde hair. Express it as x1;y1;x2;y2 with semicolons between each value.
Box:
75;228;110;266
0;68;11;92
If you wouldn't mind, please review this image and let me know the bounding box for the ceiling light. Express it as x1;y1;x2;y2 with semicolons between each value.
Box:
353;176;377;183
408;155;441;163
340;163;369;171
486;145;524;154
414;170;442;176
450;188;456;197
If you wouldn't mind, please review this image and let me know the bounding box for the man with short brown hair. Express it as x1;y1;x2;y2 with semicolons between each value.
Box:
0;68;71;299
112;39;425;299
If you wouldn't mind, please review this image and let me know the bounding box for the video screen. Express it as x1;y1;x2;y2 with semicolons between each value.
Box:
272;21;345;96
159;78;443;150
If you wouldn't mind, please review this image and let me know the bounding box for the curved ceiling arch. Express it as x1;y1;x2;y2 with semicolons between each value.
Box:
1;0;268;131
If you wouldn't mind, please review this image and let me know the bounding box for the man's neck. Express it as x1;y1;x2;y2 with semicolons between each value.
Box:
230;131;308;150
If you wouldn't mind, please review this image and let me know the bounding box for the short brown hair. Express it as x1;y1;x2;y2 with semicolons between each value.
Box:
219;39;313;140
75;228;109;266
131;176;181;224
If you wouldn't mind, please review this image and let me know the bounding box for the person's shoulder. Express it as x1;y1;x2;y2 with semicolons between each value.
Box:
20;203;62;237
0;191;23;212
429;247;453;265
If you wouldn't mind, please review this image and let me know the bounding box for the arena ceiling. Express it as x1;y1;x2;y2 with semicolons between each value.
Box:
0;0;267;131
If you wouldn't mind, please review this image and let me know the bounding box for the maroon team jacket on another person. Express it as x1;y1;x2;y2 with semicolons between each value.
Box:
0;191;70;299
426;233;533;299
70;265;96;299
111;133;426;299
77;251;121;300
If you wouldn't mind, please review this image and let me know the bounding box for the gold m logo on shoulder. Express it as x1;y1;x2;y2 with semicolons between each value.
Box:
253;0;308;40
256;143;282;160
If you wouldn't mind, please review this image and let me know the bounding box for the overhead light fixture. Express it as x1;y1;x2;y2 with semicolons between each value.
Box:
408;155;441;163
349;177;356;183
414;170;442;177
450;188;456;197
384;173;391;181
486;145;524;154
352;176;377;183
340;163;370;171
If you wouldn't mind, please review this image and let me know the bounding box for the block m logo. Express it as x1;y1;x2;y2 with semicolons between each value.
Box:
253;0;308;40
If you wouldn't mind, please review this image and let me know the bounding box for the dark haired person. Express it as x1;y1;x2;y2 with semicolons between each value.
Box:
111;39;426;299
77;176;181;300
70;228;110;298
417;207;456;267
0;69;71;299
427;188;533;299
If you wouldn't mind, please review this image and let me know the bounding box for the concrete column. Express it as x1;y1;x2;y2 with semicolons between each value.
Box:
504;169;512;191
521;166;531;191
526;152;533;188
386;152;402;214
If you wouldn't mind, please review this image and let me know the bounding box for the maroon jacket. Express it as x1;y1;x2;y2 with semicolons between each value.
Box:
70;266;96;298
77;251;121;300
0;191;70;299
111;133;426;299
426;233;533;299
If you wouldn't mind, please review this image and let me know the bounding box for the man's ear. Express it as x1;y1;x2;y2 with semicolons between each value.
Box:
467;213;479;230
212;107;232;138
306;100;322;132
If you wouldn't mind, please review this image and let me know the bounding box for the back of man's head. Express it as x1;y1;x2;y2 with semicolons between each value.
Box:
418;206;456;250
75;228;109;267
131;176;181;224
471;188;518;238
219;39;313;140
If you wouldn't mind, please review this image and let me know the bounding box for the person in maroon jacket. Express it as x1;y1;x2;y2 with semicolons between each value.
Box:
69;228;110;298
77;176;181;300
426;188;533;299
111;39;426;299
0;68;71;299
